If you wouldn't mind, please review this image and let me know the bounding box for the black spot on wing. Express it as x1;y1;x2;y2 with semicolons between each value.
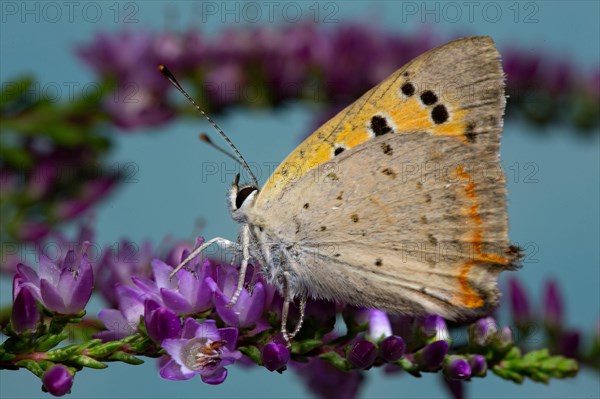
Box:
370;115;392;136
334;147;345;156
465;122;476;143
420;90;438;105
401;82;415;96
431;104;449;124
375;258;383;266
381;142;393;155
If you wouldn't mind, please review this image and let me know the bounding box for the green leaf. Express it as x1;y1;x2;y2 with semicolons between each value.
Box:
35;333;68;352
46;344;80;361
318;351;352;372
492;365;524;384
107;351;144;365
71;355;107;369
397;357;421;377
86;342;123;358
15;359;44;378
291;339;322;355
239;346;261;364
0;76;34;105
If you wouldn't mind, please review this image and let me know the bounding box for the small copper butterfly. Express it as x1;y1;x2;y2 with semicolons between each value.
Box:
161;36;520;344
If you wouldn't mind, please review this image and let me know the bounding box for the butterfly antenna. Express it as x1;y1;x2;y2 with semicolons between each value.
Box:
199;133;243;164
159;65;259;187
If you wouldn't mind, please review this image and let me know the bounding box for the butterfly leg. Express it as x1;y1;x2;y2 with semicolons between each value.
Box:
288;294;307;339
168;237;240;280
280;271;293;347
227;224;251;308
280;272;308;346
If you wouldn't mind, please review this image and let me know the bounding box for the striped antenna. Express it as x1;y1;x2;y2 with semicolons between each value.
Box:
159;65;258;187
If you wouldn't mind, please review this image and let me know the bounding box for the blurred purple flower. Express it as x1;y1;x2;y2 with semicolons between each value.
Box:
206;264;265;328
160;318;241;385
76;31;155;78
11;275;39;333
379;335;405;362
42;364;73;396
368;309;392;340
469;354;487;377
557;330;580;359
95;239;154;307
347;339;377;369
508;277;531;326
420;315;451;343
261;341;290;372
294;358;364;399
144;299;181;344
16;244;93;314
415;340;449;372
54;176;118;220
543;279;563;328
443;356;472;380
96;284;145;341
469;317;498;347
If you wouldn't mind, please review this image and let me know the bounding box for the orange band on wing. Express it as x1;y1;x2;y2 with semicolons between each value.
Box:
455;166;508;308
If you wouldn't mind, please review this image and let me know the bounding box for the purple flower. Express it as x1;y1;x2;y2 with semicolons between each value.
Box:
42;365;73;396
469;317;498;347
508;277;531;325
469;354;487;377
96;284;145;341
347;340;377;369
16;245;93;315
131;243;215;315
443;356;472;380
420;315;450;343
206;264;265;328
294;358;364;399
261;341;290;372
557;330;580;358
368;309;392;340
415;340;449;372
11;275;39;333
543;279;563;328
144;300;181;344
95;239;154;307
379;335;405;362
160;318;241;384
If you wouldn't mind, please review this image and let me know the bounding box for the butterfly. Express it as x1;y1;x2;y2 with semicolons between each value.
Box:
161;36;520;344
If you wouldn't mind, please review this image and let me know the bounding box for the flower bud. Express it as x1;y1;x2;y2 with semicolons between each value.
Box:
347;340;377;369
261;342;290;372
379;335;405;362
443;355;472;380
42;365;73;396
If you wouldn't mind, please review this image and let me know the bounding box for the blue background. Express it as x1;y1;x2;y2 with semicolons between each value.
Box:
1;1;599;398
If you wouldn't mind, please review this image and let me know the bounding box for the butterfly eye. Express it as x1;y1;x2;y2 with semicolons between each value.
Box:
235;186;258;209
